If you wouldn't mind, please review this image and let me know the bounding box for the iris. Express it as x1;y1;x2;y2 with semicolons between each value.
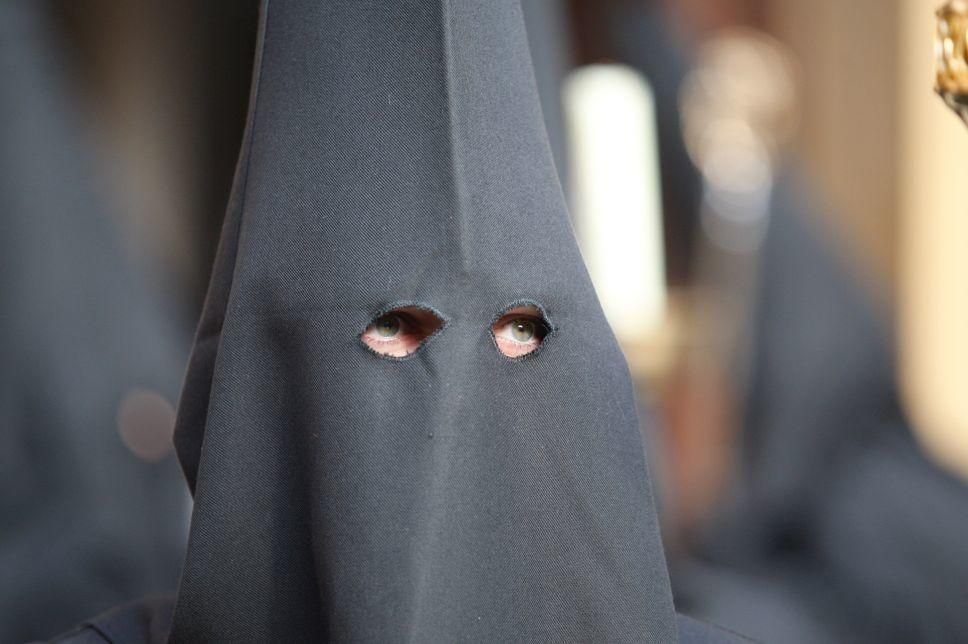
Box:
510;319;536;342
374;314;401;338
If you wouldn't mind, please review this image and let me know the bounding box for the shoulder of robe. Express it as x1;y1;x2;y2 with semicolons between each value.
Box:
678;613;757;643
42;596;175;644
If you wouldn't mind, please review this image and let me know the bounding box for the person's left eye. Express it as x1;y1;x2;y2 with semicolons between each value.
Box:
492;305;550;358
361;307;444;358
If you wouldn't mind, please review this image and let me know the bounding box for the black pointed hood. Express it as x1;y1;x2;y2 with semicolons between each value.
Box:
172;1;676;640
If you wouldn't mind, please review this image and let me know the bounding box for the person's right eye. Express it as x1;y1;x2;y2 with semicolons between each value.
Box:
361;307;443;358
491;305;551;358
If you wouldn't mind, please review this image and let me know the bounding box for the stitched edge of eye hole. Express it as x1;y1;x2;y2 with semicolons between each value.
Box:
359;302;448;361
489;300;555;362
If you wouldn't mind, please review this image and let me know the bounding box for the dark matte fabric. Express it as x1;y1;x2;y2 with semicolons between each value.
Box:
49;598;738;644
520;0;572;195
676;614;753;644
678;177;968;643
0;2;187;642
171;1;676;641
732;179;902;528
47;597;175;644
46;628;107;644
688;177;905;570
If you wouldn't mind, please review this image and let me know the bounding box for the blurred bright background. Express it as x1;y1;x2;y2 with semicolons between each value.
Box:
5;0;968;641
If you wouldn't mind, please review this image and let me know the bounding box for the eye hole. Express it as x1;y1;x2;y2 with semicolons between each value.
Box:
361;306;444;358
492;305;551;358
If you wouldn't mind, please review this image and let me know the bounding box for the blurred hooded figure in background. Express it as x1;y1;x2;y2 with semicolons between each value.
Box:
678;180;968;643
54;0;745;641
0;1;187;642
608;5;968;641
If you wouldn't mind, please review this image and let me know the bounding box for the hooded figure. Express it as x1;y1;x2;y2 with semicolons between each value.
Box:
56;1;747;641
0;2;187;641
676;178;968;643
172;0;678;640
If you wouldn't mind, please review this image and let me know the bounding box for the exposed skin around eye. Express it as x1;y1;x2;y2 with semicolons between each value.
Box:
492;305;549;358
361;307;443;358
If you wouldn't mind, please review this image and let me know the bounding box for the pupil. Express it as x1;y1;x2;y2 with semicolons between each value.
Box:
511;319;535;341
375;315;400;337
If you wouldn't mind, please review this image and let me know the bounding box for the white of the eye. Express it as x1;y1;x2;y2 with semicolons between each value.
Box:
497;321;539;343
